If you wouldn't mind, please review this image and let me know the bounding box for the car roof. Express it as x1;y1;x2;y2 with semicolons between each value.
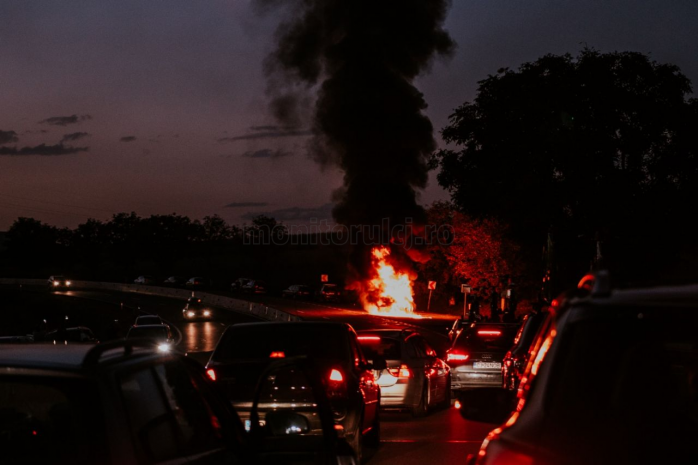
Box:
227;321;352;331
0;344;94;370
357;329;417;339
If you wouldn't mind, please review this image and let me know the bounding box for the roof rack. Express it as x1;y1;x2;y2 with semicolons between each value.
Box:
82;339;159;369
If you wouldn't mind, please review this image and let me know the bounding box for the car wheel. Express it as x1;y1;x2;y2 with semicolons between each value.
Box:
364;405;380;448
440;376;452;409
412;382;429;418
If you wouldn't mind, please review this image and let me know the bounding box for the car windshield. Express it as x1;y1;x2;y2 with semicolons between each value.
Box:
0;378;105;464
136;316;161;325
213;326;350;362
53;276;65;281
454;325;518;351
358;336;402;361
127;326;168;341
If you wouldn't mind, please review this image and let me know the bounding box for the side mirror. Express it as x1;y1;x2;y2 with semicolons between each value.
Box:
457;388;516;425
371;357;387;371
264;411;310;436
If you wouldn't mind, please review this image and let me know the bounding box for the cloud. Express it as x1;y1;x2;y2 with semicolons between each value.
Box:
225;201;270;208
39;114;92;126
120;136;137;142
218;127;311;142
242;203;334;222
0;144;88;156
61;132;90;143
241;149;293;159
0;130;19;145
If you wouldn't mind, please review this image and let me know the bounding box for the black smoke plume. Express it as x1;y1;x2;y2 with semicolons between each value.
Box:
259;0;454;292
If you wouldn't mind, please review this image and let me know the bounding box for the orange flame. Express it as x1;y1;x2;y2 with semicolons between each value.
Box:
360;246;421;318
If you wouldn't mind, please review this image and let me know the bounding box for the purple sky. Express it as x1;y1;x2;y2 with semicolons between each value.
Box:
1;0;696;230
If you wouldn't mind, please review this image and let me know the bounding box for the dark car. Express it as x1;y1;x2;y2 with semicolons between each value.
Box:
357;329;451;416
42;326;98;344
47;275;71;291
133;275;156;285
205;321;382;462
316;283;341;302
163;275;187;287
0;341;248;464
126;323;175;352
446;323;519;392
183;297;213;320
501;311;547;391
461;272;698;465
231;277;253;291
242;280;267;294
134;314;164;326
281;284;314;299
185;276;210;290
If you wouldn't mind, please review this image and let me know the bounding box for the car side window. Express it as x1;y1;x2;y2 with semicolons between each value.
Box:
154;362;227;456
120;367;180;463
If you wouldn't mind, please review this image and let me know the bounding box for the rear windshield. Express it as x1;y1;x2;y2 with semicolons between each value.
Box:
0;377;105;464
212;326;350;362
127;326;168;340
454;326;518;352
358;337;402;360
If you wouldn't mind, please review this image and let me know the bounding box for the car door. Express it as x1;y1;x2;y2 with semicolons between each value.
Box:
349;333;379;430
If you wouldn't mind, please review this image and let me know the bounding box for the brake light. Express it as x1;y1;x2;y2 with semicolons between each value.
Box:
329;369;343;382
269;351;286;358
358;336;381;342
454;400;461;409
446;351;469;363
478;330;501;336
206;368;217;381
387;364;412;378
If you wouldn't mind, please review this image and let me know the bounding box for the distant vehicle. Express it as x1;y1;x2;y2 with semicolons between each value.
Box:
501;311;547;392
461;272;698;465
230;277;252;291
185;276;210;290
446;322;519;392
0;341;249;464
182;297;212;320
42;326;98;344
134;314;164;326
242;279;267;294
281;284;313;299
205;321;382;461
133;275;156;285
358;329;451;417
317;283;341;302
47;275;71;291
0;335;35;344
126;324;175;352
163;275;187;287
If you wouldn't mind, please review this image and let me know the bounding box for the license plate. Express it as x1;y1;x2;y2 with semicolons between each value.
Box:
473;362;501;369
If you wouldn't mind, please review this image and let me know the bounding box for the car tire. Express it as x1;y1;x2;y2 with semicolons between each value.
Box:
412;382;429;418
364;405;380;448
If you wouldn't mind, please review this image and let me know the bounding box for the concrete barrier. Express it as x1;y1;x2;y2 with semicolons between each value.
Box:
0;278;301;322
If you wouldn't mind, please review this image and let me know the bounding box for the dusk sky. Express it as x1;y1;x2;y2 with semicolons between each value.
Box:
1;0;696;231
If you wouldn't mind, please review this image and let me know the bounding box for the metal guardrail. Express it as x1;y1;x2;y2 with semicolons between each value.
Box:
0;278;301;323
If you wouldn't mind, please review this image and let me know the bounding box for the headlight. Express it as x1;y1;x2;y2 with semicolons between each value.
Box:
187;311;195;317
157;343;172;353
65;281;71;286
203;310;211;317
53;282;59;286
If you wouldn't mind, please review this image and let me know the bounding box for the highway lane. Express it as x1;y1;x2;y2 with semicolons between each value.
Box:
0;285;493;464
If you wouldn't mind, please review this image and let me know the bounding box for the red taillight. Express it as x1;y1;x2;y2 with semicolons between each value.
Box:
454;400;462;409
269;351;286;358
329;368;343;382
446;352;469;363
478;330;502;336
505;359;513;367
206;368;217;382
387;364;412;378
358;336;381;342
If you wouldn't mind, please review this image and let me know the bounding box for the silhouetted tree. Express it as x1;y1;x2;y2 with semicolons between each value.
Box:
431;49;698;286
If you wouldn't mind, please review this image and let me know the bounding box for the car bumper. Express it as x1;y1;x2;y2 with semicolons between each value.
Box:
451;370;502;390
377;379;421;408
